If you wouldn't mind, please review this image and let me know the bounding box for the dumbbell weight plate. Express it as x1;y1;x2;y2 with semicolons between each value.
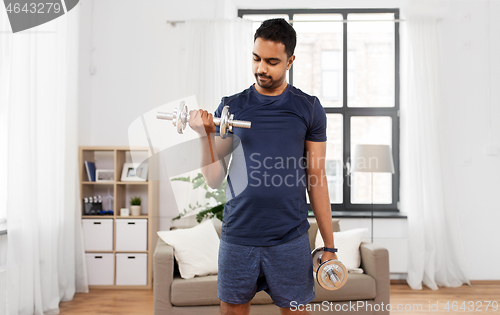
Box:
219;106;229;139
311;247;325;273
175;101;188;134
316;260;348;290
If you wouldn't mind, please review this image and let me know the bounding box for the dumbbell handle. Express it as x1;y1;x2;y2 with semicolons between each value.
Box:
327;269;341;286
156;112;251;129
156;112;174;120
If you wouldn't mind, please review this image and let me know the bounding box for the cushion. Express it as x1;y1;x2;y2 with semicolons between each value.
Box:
157;219;219;279
171;275;274;306
315;228;368;273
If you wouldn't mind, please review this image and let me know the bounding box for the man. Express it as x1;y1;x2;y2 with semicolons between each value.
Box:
189;18;337;315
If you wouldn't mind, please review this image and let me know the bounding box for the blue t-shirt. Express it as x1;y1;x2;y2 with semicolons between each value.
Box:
214;84;327;246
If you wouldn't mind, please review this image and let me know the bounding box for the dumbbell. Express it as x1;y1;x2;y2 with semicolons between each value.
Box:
156;101;251;139
311;247;348;290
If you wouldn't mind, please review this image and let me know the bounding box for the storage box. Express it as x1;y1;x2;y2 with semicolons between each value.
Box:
82;219;113;251
115;219;148;251
115;253;147;285
85;253;114;285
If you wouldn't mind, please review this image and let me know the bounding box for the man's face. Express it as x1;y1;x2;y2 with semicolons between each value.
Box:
252;38;294;90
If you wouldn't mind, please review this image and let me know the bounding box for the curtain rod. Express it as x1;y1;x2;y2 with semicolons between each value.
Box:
166;19;405;26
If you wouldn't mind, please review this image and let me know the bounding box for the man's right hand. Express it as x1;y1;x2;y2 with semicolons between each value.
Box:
189;109;217;136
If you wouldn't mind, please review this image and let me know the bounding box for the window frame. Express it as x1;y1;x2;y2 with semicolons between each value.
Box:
239;8;400;213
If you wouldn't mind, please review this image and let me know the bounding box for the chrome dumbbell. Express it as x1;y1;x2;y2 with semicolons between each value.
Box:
156;101;251;139
312;247;348;290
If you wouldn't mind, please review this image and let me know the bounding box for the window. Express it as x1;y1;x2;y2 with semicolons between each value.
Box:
240;9;400;212
321;50;341;100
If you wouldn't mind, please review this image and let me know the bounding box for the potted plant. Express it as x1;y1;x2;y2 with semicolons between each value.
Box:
130;196;142;216
172;173;226;223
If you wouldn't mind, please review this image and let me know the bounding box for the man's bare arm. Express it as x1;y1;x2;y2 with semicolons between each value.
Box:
189;109;232;188
305;140;337;262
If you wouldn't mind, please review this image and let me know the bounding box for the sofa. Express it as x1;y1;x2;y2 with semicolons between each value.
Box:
154;218;390;315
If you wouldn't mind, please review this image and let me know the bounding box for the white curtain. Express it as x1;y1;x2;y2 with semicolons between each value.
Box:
182;18;254;112
1;5;88;315
168;18;254;223
401;17;471;290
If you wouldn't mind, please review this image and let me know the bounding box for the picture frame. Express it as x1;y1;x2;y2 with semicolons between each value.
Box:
96;169;115;182
121;163;148;182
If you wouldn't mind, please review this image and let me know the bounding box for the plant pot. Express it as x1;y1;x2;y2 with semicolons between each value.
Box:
130;205;141;216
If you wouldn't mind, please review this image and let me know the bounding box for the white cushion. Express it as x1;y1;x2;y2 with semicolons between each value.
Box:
157;219;219;279
315;228;368;273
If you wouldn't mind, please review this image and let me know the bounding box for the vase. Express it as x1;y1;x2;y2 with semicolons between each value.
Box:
130;205;141;216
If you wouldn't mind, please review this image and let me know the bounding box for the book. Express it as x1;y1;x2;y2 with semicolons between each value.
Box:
85;161;96;182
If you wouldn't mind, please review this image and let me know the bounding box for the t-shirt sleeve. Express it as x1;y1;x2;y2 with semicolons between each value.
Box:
305;97;327;142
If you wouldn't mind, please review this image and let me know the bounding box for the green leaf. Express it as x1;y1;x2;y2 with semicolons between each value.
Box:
192;173;204;181
171;208;188;221
130;196;141;205
195;203;225;223
171;176;191;182
195;209;211;223
193;178;205;189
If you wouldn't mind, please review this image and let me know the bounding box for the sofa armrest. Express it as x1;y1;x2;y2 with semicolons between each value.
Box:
154;238;174;314
360;242;390;311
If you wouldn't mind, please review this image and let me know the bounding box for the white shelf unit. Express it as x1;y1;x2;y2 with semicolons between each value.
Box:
79;146;159;289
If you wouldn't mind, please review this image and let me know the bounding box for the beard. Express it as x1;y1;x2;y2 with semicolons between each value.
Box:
254;73;285;89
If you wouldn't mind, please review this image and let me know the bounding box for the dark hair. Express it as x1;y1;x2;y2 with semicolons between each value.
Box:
254;18;297;58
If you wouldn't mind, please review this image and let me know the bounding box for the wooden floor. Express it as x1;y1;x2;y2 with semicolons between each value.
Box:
59;289;154;315
59;283;499;314
389;282;499;314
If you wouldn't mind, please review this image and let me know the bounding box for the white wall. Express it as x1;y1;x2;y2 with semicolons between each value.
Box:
78;0;500;280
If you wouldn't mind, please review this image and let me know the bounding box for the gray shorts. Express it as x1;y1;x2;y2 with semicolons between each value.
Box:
217;233;315;308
